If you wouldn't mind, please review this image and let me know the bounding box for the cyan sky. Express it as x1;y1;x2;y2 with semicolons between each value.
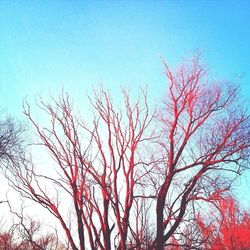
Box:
1;1;250;206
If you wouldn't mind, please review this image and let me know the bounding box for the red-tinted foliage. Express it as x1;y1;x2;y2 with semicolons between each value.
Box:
169;195;250;249
195;196;250;249
212;196;250;249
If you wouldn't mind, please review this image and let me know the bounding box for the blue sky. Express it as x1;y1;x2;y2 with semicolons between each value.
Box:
1;1;250;206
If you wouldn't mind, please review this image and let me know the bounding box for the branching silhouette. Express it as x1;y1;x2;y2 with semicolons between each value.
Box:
3;57;250;249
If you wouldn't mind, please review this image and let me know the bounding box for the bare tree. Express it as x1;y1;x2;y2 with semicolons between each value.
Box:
0;114;25;207
84;88;154;249
6;88;153;250
0;214;66;250
5;203;66;250
127;197;154;249
0;115;24;167
152;57;250;249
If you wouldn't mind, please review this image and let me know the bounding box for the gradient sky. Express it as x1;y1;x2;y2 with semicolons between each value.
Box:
1;1;250;207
